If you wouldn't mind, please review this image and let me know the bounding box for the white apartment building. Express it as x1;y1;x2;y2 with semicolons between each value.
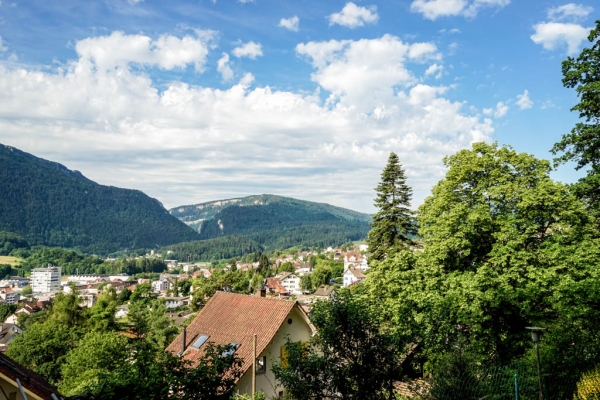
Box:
152;279;169;293
31;266;61;293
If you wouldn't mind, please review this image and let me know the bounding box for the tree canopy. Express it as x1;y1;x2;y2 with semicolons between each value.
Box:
552;20;600;207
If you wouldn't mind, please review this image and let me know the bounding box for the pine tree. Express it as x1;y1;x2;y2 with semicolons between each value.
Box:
366;152;416;261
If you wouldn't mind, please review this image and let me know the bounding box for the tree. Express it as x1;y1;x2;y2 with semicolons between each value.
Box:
88;342;244;400
272;290;409;400
6;321;74;385
364;142;598;366
59;331;130;396
257;253;270;276
366;152;416;261
552;21;600;207
21;284;32;296
277;261;295;274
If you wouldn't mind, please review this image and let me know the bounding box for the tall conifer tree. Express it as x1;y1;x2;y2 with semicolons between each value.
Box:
366;152;416;261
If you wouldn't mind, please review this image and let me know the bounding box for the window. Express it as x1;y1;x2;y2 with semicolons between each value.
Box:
222;342;240;357
256;355;266;374
190;334;210;350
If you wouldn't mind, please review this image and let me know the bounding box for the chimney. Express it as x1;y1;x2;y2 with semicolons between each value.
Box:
181;326;187;355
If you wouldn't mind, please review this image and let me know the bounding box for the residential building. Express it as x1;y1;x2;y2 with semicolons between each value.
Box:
265;278;289;295
0;351;63;400
313;285;335;300
344;251;369;272
343;267;366;287
66;274;108;283
0;324;23;352
166;291;316;399
31;267;61;293
164;296;190;310
276;272;301;294
151;279;169;293
0;290;20;305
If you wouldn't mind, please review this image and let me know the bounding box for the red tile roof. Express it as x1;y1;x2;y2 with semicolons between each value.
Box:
166;291;302;377
265;278;288;294
0;352;61;399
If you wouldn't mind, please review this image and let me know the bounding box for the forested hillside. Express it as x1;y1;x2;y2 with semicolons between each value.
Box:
0;144;200;253
170;195;371;249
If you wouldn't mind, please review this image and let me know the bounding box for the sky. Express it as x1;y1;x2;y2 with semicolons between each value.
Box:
0;0;596;213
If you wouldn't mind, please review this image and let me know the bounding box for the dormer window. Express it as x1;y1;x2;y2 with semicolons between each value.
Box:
222;342;241;357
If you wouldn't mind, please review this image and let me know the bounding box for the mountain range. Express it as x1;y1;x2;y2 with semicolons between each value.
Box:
0;143;372;255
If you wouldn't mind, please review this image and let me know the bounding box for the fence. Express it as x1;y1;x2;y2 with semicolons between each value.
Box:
401;361;600;400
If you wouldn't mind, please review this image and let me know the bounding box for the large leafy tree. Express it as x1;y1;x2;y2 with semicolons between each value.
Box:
366;152;416;261
364;143;600;369
272;291;410;400
552;21;600;207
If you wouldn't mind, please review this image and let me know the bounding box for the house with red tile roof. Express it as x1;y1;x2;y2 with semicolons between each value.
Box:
166;291;316;399
0;352;63;399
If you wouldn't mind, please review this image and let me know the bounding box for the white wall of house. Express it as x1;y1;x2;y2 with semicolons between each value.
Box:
236;306;314;398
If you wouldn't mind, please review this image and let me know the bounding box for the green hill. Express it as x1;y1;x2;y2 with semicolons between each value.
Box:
0;144;200;253
170;195;371;250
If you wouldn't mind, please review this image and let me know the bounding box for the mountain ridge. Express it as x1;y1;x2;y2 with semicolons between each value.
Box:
169;194;372;250
0;143;200;253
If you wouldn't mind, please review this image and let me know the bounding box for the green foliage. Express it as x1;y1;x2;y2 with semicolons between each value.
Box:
552;21;600;208
272;290;409;400
88;342;243;400
367;152;416;261
300;274;313;292
363;142;600;371
0;143;199;253
0;304;16;323
59;331;130;396
0;231;29;256
165;236;263;262
6;321;74;385
277;261;295;273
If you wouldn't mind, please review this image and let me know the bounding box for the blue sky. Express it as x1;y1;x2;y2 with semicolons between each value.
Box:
0;0;596;212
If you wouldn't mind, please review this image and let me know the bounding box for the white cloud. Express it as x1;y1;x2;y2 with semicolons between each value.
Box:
425;63;444;79
516;89;533;110
548;3;593;22
411;0;510;20
0;31;495;212
531;4;593;55
531;22;591;55
217;53;234;82
494;101;509;118
278;16;299;32
328;2;379;28
0;36;7;52
75;31;214;72
296;34;440;111
238;0;254;3
232;41;263;59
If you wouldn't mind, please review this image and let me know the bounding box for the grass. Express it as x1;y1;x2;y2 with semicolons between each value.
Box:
0;256;22;266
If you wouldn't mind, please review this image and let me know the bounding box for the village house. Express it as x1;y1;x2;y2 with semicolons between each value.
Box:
276;272;301;294
164;296;190;310
0;352;63;400
313;285;335;300
344;251;369;272
0;324;22;352
166;291;316;399
343;267;366;287
265;278;289;296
